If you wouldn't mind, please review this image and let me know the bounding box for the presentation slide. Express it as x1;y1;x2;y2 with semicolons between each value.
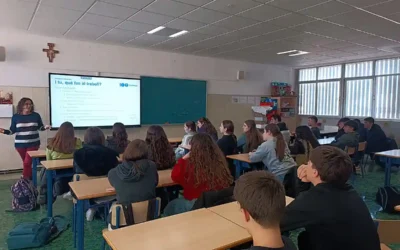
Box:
49;74;141;128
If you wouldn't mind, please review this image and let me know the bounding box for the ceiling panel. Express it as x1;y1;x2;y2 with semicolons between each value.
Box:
66;22;111;40
117;20;157;33
195;24;231;36
98;29;142;43
0;0;38;30
30;17;74;35
213;15;259;30
351;37;400;48
35;5;83;22
238;4;289;21
319;40;355;49
181;8;230;24
268;0;330;12
40;0;96;11
166;18;207;31
203;0;261;15
287;33;340;45
365;1;400;16
80;13;123;28
235;22;282;38
339;0;389;8
144;0;198;17
299;1;354;19
267;13;315;28
128;11;175;25
174;0;214;6
293;21;359;39
388;12;400;22
101;0;155;9
127;39;156;47
88;2;138;19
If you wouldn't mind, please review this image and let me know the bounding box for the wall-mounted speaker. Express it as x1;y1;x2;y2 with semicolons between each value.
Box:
0;47;5;62
237;70;245;80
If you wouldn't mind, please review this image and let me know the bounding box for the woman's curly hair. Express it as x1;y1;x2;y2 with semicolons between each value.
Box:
145;125;175;170
187;133;233;189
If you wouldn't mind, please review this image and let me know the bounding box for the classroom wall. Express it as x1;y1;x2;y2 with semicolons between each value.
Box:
0;28;293;171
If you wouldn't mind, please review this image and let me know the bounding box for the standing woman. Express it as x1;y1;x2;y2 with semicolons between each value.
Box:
0;98;51;180
237;120;263;153
197;117;218;142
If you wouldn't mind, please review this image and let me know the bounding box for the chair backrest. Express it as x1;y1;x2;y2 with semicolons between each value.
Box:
346;147;356;155
358;141;367;152
376;219;400;244
110;198;161;228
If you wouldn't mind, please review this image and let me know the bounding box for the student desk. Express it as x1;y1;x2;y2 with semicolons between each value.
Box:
227;153;252;179
103;208;251;250
208;197;294;228
375;149;400;186
168;137;182;144
41;159;74;217
381;243;391;250
27;149;46;187
318;137;335;145
70;169;175;250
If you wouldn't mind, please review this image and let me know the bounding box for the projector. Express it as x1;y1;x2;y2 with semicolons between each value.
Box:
0;47;5;62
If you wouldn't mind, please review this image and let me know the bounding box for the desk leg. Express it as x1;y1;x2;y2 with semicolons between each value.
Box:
76;199;85;250
46;169;53;218
384;157;391;187
234;160;241;180
32;158;39;187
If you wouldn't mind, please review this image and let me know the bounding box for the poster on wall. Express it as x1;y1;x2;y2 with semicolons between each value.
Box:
0;91;13;104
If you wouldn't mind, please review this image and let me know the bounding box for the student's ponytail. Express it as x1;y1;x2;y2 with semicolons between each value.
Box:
265;124;285;161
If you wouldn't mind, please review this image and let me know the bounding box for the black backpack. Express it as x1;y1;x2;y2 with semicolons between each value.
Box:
376;186;400;213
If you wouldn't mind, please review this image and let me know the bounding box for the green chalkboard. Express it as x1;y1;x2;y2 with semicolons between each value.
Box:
141;76;207;125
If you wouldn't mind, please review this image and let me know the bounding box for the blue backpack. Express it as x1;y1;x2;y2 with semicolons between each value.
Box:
10;178;38;212
7;216;68;250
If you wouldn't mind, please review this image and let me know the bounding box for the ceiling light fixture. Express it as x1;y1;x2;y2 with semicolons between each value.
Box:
289;51;310;56
147;26;165;34
169;30;188;38
277;50;297;55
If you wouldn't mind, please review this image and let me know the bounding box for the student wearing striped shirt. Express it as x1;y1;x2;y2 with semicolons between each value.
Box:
0;98;51;179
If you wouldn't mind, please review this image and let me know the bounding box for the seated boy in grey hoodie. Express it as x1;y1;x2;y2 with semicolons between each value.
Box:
331;120;360;151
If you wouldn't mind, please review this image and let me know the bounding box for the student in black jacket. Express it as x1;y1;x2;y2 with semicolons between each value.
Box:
354;119;366;142
289;126;320;165
364;117;387;154
74;127;119;176
281;146;380;250
217;120;237;156
335;117;350;140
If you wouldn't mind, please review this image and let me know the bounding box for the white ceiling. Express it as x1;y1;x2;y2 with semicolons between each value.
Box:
1;0;400;66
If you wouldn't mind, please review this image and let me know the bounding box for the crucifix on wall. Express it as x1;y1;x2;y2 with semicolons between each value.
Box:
43;43;59;63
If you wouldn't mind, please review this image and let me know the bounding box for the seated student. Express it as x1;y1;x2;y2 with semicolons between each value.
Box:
307;116;321;139
164;133;233;216
249;124;296;182
364;117;387;154
335;117;350;140
74;127;119;176
39;122;82;204
354;119;366;142
281;146;381;250
331;120;359;150
197;117;218;142
237;120;263;153
106;122;130;154
108;139;158;204
289;126;320;165
145;125;176;170
217;120;237;156
234;171;297;250
276;121;291;145
175;121;196;160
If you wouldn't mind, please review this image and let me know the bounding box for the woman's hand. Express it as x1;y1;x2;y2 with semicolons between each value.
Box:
44;125;52;130
0;128;5;134
297;165;310;183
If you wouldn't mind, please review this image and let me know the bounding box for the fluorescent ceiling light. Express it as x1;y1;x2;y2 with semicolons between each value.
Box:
147;26;165;34
289;51;310;56
277;50;297;55
169;30;188;38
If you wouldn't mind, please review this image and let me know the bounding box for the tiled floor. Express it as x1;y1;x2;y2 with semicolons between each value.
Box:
0;164;399;250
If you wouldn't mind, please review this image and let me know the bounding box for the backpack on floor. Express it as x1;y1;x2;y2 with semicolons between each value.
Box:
376;186;400;213
10;178;38;212
7;216;69;250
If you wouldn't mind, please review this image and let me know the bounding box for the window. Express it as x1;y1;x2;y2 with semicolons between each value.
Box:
317;81;340;116
298;83;316;115
345;79;373;117
297;57;400;120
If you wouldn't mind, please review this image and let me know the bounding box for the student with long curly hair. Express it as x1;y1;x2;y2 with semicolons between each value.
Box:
197;117;218;142
164;133;233;216
237;120;263;153
106;122;130;154
145;125;175;170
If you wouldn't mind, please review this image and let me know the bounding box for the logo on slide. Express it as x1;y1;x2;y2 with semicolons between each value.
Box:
120;83;137;87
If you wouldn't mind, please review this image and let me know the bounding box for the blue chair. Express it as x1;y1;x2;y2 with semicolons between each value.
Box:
71;174;113;248
102;198;161;250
